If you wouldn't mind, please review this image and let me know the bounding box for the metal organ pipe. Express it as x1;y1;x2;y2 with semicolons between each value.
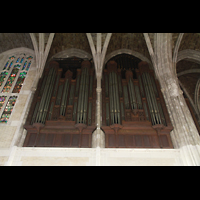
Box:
109;72;114;124
60;78;69;116
142;73;156;125
83;67;89;124
107;61;121;125
145;73;161;124
77;68;84;123
76;61;90;124
40;68;56;123
35;67;55;124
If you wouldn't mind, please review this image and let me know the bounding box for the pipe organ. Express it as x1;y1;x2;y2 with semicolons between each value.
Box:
102;55;173;148
23;54;174;148
23;59;96;147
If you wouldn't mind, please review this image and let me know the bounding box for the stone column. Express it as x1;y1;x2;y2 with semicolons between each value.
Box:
86;33;112;148
92;75;105;148
154;33;200;165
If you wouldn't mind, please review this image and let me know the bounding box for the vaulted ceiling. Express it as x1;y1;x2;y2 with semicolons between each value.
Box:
0;33;200;107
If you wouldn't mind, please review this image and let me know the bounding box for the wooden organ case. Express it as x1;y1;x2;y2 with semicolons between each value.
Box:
102;58;174;148
23;59;96;147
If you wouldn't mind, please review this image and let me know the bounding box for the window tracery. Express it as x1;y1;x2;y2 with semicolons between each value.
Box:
0;53;33;123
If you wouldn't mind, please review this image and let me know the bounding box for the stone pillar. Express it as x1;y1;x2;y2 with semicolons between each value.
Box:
154;33;200;165
92;75;105;148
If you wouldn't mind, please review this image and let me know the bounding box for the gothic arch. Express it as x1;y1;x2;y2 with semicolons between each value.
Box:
104;49;153;69
0;47;35;58
47;48;93;65
177;49;200;64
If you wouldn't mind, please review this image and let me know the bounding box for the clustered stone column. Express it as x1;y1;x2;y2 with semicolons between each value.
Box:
91;75;105;148
154;33;200;165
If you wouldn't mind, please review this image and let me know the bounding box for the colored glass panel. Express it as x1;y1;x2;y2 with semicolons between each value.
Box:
22;61;27;70
26;62;31;71
0;96;7;111
2;67;19;93
20;57;24;63
16;57;20;63
26;56;33;60
0;71;8;87
3;61;9;70
12;72;27;93
14;64;21;69
0;96;17;123
8;61;13;70
9;56;15;60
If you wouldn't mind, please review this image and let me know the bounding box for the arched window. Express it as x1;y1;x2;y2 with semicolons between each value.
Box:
0;53;33;123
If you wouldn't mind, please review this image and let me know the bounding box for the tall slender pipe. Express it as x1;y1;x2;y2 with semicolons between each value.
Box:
41;68;56;123
114;72;120;124
83;68;89;124
80;67;87;123
75;74;80;97
118;75;122;97
77;68;84;123
109;73;114;124
142;73;156;125
60;79;69;116
138;76;144;97
146;73;161;124
35;67;54;123
128;79;134;109
69;84;75;105
112;72;117;123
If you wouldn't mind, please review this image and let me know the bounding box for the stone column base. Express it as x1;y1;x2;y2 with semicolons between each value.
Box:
92;128;105;148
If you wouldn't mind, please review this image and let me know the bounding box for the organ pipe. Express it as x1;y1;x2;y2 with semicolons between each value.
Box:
75;74;80;97
83;68;89;124
35;67;55;124
142;73;156;125
60;79;69;116
76;61;90;124
123;85;129;109
53;74;60;97
135;84;142;109
118;75;122;97
56;84;63;105
114;73;120;124
69;84;75;105
109;72;114;124
138;76;144;97
145;73;161;124
40;69;56;123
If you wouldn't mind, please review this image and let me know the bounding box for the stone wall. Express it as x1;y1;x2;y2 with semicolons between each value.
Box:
4;147;182;166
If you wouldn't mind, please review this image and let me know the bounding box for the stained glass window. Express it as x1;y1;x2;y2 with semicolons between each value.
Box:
0;96;6;111
22;61;27;70
16;57;20;63
2;66;19;93
26;61;31;71
12;72;27;93
8;61;13;71
20;57;24;63
3;61;9;70
26;56;33;60
0;54;33;124
0;71;8;87
9;56;15;60
0;96;17;123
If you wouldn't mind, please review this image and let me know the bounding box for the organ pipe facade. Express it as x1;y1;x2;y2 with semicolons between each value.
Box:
24;54;174;148
102;55;173;148
23;59;96;147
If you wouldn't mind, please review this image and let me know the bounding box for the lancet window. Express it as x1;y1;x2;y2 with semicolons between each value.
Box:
0;53;33;123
